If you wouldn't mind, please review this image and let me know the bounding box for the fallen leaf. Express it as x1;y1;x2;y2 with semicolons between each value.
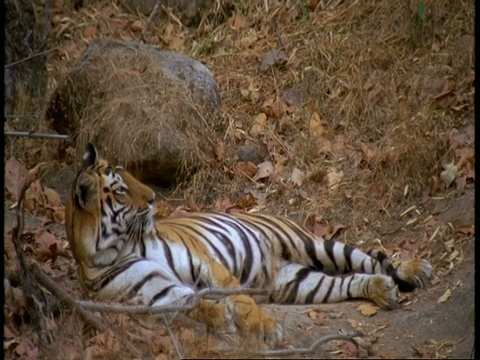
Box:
437;288;452;303
357;303;378;317
360;142;375;162
245;188;267;206
82;24;97;38
52;207;65;224
440;162;457;188
457;225;474;236
249;113;267;137
273;152;288;175
308;112;326;139
253;161;274;181
454;174;466;191
5;157;28;200
228;14;247;30
236;193;257;210
260;49;288;72
290;168;305;187
308;309;328;326
326;168;344;190
215;140;227;161
131;20;143;32
43;187;62;208
235;161;258;178
341;341;360;358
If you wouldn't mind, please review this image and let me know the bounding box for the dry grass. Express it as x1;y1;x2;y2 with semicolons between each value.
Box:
4;0;474;358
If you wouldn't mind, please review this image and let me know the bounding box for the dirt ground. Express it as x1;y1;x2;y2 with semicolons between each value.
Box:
4;0;475;359
4;173;474;359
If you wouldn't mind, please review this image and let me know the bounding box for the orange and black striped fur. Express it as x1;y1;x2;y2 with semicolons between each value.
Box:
66;144;432;345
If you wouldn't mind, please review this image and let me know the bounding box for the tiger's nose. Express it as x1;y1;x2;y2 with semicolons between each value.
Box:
147;191;156;209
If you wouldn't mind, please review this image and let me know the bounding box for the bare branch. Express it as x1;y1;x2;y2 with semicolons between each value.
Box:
32;266;106;331
229;331;363;357
10;163;64;343
78;287;269;314
141;0;162;43
4;131;71;140
162;314;184;360
4;46;63;68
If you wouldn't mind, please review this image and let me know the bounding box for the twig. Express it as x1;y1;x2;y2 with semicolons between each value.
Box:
162;314;184;360
4;46;62;68
78;287;269;314
4;131;71;140
141;0;162;42
272;17;286;51
5;114;40;119
230;331;363;357
10;162;58;344
32;266;106;331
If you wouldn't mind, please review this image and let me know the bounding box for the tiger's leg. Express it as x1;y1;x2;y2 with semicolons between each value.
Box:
98;259;197;306
311;240;432;292
271;262;399;309
187;258;282;346
99;260;239;334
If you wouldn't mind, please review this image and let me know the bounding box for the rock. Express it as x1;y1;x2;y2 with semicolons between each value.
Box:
46;38;222;185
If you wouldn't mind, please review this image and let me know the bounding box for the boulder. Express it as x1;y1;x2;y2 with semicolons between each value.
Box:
46;38;222;185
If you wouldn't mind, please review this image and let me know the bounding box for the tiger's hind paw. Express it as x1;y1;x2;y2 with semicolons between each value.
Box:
228;294;283;347
369;275;399;310
397;259;432;291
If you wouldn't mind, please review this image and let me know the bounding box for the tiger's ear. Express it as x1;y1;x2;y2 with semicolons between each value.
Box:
75;172;99;213
83;143;98;169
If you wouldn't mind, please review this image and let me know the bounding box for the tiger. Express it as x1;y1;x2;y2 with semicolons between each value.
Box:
66;143;432;346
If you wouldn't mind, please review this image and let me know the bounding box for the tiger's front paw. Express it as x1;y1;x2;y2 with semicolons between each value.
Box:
369;275;399;310
228;294;283;347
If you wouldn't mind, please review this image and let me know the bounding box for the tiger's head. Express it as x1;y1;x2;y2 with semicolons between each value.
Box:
66;143;156;268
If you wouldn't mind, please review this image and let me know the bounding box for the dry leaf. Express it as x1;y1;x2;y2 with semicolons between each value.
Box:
5;157;28;200
440;162;458;187
457;225;474;236
341;341;360;358
260;49;288;72
253;161;274;181
357;303;378;317
228;15;247;30
235;161;258;178
309;112;326;139
290;168;305;187
53;208;66;224
43;187;62;208
249;113;267;137
308;309;328;326
215;140;227;161
154;200;173;218
83;25;97;39
236;193;257;209
130;20;143;32
273;153;288;175
326;168;344;190
437;288;452;303
360;142;375;162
